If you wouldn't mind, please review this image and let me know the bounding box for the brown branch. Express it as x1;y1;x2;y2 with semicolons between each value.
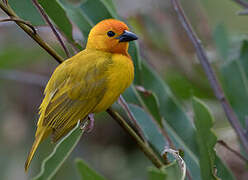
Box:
170;0;248;155
118;95;147;142
217;140;248;163
231;0;248;15
32;0;70;58
232;0;248;8
107;108;163;168
0;17;36;34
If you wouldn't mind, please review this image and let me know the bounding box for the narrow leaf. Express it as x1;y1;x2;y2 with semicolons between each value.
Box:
58;0;94;40
136;86;162;126
193;97;219;180
38;0;74;43
9;0;44;25
148;167;166;180
140;60;201;179
128;104;168;153
80;0;118;23
32;124;84;180
213;23;229;59
148;161;182;180
215;156;235;180
75;158;107;180
221;59;248;128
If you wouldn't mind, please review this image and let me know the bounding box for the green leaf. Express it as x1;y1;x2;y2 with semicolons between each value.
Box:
140;61;201;179
8;0;44;25
193;97;218;180
32;124;84;180
148;161;182;180
122;85;142;106
148;166;166;180
128;104;168;152
37;0;74;43
215;156;235;180
128;41;142;84
213;23;229;59
220;55;248;127
58;0;94;40
75;158;107;180
136;86;162;126
80;0;118;23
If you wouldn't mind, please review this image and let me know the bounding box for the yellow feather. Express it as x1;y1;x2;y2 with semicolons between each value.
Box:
25;19;136;171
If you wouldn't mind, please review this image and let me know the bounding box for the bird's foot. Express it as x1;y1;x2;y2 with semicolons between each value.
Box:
80;114;95;132
85;113;94;133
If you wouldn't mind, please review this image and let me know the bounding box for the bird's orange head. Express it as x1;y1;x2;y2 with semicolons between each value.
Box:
86;19;138;56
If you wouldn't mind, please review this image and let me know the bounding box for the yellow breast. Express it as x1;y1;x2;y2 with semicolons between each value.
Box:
93;53;134;112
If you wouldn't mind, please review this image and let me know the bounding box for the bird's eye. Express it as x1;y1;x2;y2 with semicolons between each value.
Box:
107;31;115;37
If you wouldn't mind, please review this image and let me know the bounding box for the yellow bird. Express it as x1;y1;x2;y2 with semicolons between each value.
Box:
25;19;138;171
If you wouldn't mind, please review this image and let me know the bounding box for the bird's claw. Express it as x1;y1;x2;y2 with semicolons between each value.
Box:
85;113;94;133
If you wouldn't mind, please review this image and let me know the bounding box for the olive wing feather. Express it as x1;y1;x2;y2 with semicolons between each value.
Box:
37;54;111;142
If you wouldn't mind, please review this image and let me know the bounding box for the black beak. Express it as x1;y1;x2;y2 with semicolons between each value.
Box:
116;30;138;42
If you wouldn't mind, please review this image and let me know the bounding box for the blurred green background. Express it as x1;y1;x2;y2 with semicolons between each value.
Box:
0;0;248;179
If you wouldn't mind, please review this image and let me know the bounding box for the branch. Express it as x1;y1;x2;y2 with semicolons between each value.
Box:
170;0;248;155
232;0;248;8
107;108;163;168
118;95;147;142
0;1;63;63
217;140;248;163
32;0;70;58
232;0;248;15
0;17;36;34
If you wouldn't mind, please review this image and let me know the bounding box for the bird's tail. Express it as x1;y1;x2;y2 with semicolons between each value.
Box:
25;129;48;172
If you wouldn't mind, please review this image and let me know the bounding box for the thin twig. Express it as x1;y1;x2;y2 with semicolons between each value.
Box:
170;0;248;155
238;9;248;15
118;95;147;142
0;1;63;63
0;17;37;34
232;0;248;8
231;0;248;15
135;85;175;147
217;140;248;163
107;108;164;168
32;0;70;58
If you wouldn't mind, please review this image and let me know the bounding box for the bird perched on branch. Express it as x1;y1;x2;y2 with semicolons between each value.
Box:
25;19;138;171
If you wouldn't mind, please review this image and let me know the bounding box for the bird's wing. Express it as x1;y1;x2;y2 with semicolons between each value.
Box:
37;53;111;142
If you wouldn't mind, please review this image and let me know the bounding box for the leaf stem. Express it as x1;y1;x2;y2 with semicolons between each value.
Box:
107;108;164;168
32;0;70;58
170;0;248;155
